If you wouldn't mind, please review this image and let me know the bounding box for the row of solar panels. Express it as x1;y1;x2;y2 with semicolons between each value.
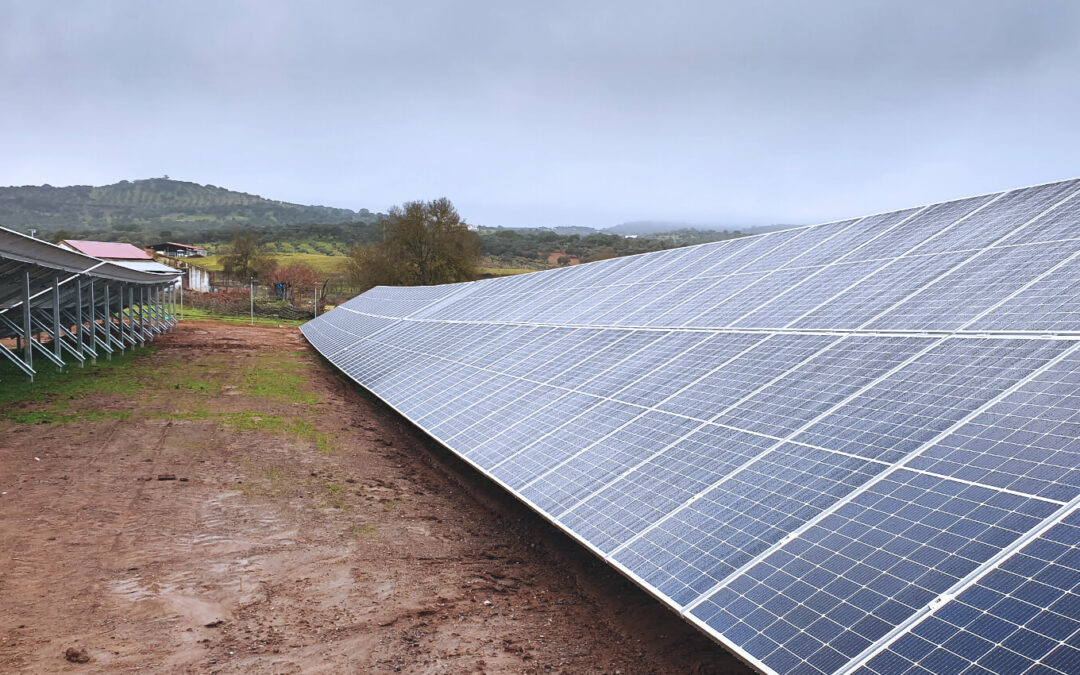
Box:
338;178;1080;334
302;178;1080;674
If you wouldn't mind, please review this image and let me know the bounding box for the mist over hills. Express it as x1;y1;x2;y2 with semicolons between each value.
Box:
498;220;794;238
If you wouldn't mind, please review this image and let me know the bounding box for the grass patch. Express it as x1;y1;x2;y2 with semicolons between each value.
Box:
196;252;345;275
152;409;213;421
0;348;149;406
322;481;348;509
218;412;335;454
349;522;377;538
477;266;535;276
179;307;306;327
3;409;132;425
245;355;320;403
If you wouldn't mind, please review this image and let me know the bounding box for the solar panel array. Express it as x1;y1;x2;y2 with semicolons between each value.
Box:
301;178;1080;675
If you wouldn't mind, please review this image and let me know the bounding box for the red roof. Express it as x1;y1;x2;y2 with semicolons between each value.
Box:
62;240;153;260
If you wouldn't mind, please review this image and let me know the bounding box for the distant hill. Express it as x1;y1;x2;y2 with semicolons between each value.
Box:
602;220;704;236
0;178;378;234
603;220;795;236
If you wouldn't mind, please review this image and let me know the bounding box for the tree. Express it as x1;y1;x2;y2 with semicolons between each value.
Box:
220;230;277;280
270;262;321;301
344;198;481;290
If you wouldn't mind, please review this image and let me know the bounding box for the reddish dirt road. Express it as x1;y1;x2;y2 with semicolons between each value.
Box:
0;320;747;673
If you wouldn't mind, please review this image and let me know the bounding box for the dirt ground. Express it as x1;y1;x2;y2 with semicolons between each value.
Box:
0;320;748;674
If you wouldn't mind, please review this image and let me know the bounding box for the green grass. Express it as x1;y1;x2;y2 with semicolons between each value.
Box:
153;409;213;421
0;348;150;406
244;355;320;403
4;409;132;425
195;252;346;276
179;307;306;327
217;412;334;454
349;522;378;538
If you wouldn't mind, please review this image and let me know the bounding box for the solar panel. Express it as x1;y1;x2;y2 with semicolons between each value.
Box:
301;177;1080;674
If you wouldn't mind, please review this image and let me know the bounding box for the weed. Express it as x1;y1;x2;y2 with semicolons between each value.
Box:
322;481;349;509
349;522;377;538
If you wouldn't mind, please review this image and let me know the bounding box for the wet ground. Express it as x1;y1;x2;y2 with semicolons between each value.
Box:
0;320;747;673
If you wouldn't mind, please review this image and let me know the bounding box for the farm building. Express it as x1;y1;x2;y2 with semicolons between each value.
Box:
149;242;207;258
60;239;182;287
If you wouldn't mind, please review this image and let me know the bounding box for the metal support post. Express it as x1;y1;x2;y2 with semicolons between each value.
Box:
53;275;62;365
148;286;156;334
75;275;84;365
23;270;32;373
87;278;95;362
137;285;145;345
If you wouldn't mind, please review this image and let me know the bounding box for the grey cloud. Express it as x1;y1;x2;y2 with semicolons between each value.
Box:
1;0;1079;227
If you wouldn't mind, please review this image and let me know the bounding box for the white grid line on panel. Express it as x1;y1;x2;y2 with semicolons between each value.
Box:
603;334;953;564
837;496;1080;675
643;229;828;326
955;245;1080;333
335;308;1080;341
548;334;859;518
680;340;1080;617
323;308;403;359
517;335;844;494
721;208;933;327
486;334;774;473
890;467;1068;506
851;186;1080;331
667;217;871;325
780;192;1009;329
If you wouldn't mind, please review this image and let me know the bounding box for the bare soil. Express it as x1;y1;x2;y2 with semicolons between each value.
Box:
0;320;748;674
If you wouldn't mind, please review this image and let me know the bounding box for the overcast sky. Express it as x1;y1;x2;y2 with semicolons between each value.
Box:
2;1;1079;228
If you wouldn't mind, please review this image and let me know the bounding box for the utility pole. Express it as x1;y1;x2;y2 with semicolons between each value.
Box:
250;277;255;326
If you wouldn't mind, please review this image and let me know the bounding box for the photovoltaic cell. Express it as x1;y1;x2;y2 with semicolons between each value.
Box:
615;442;885;607
711;336;929;438
910;181;1080;255
659;333;840;422
904;348;1080;503
971;253;1080;333
793;338;1072;464
867;240;1080;331
692;470;1058;675
860;508;1080;675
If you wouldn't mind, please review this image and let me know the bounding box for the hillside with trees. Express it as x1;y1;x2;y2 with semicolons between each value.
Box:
0;178;379;234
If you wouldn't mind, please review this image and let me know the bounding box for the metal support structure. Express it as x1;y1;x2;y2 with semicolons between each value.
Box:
0;227;177;380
